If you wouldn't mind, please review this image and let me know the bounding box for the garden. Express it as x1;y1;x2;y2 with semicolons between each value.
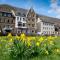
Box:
0;33;60;60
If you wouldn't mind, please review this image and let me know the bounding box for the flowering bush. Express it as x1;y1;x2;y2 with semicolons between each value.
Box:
0;33;60;60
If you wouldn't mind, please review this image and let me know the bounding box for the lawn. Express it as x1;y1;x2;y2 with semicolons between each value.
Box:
0;33;60;60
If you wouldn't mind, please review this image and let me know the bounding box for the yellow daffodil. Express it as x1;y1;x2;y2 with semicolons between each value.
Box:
56;49;60;53
39;37;44;42
16;36;20;40
48;36;52;40
49;41;54;45
7;33;12;37
27;42;31;47
32;37;36;41
9;39;13;43
27;37;31;41
36;42;40;46
20;33;26;42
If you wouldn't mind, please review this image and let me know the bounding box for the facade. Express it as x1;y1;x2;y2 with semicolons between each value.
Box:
15;16;27;34
0;4;60;35
37;18;55;35
26;8;37;34
0;11;15;35
12;7;37;35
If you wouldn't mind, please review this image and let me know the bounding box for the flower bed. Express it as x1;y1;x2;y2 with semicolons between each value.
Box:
0;33;60;60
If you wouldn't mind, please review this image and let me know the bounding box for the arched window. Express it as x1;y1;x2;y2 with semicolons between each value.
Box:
7;19;9;23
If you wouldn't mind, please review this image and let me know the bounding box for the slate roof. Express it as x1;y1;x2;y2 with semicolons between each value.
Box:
37;14;60;26
0;4;28;17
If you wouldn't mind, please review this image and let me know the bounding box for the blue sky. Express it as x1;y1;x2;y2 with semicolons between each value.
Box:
0;0;60;18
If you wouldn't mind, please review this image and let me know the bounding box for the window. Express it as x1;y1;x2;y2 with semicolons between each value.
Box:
7;20;9;23
8;14;11;17
0;18;1;22
11;20;14;23
5;25;10;28
4;13;6;17
28;24;30;26
17;17;19;20
28;19;30;21
32;19;34;22
32;30;34;33
18;22;22;26
53;32;54;34
23;14;26;16
23;23;25;26
20;18;21;21
32;24;35;27
23;18;25;21
33;14;35;17
43;22;45;25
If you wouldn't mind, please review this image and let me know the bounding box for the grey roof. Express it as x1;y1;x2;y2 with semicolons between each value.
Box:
0;4;28;17
37;14;60;26
13;7;28;17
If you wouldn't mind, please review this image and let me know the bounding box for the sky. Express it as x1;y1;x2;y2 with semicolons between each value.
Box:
0;0;60;19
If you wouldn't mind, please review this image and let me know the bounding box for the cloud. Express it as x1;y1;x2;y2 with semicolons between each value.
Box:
48;0;60;18
56;15;60;18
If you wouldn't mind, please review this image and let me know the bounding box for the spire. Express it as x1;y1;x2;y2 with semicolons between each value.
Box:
30;6;34;12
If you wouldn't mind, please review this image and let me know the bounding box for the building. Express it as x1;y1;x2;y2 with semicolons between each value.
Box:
0;6;16;34
15;13;27;34
0;4;60;35
0;11;15;35
37;18;55;35
11;6;37;35
26;8;37;34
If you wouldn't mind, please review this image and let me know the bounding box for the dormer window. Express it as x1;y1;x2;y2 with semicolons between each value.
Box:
4;13;6;17
18;12;21;15
23;13;25;17
8;14;11;17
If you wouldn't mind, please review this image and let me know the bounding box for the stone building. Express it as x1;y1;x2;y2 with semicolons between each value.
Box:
26;8;37;34
0;5;15;35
